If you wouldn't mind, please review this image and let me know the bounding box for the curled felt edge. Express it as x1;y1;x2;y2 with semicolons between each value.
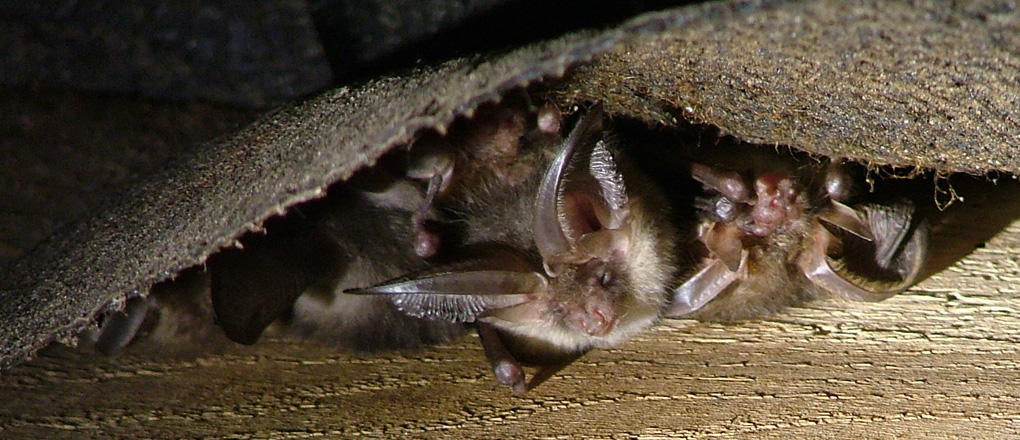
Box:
0;1;782;370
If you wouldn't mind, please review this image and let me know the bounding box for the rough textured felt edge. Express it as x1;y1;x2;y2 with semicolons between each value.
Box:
558;0;1020;175
0;0;779;370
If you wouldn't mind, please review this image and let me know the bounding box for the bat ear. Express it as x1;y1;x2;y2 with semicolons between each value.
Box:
345;247;548;323
701;222;745;272
534;103;632;271
666;250;748;317
799;202;928;301
94;295;155;355
690;163;749;203
816;200;875;242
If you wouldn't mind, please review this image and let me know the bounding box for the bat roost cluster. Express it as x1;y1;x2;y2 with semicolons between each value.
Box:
85;94;930;394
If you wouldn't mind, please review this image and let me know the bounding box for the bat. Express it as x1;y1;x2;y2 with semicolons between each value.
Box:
91;267;227;355
665;146;929;321
280;101;563;350
403;100;563;258
92;169;468;354
347;103;680;394
88;98;558;355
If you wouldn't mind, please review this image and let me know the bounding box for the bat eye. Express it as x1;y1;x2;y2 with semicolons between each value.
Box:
599;270;613;286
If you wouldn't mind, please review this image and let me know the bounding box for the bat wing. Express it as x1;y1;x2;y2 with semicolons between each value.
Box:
94;295;154;355
863;202;923;269
701;222;745;272
209;224;343;345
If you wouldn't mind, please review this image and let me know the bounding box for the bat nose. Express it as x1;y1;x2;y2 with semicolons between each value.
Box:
569;301;617;336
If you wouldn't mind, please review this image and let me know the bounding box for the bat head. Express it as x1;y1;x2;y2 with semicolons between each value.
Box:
345;103;679;393
348;103;675;353
526;102;670;347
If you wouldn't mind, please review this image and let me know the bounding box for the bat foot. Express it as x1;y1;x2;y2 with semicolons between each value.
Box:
477;322;532;394
492;359;528;395
410;173;446;258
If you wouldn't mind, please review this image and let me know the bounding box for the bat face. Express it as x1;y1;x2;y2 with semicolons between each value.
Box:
348;103;678;393
666;148;929;321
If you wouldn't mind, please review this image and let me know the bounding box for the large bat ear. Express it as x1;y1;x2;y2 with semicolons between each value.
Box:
665;250;748;317
94;295;155;356
799;202;928;301
816;200;875;242
534;103;632;273
344;247;549;323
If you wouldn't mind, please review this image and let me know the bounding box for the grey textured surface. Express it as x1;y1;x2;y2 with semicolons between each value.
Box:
0;88;256;263
559;0;1020;174
3;0;1020;436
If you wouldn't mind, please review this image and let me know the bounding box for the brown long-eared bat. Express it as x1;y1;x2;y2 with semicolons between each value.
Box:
665;147;929;321
347;104;679;393
87;100;556;356
92;171;469;354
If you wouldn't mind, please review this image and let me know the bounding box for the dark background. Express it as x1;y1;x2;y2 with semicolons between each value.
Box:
0;0;691;108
